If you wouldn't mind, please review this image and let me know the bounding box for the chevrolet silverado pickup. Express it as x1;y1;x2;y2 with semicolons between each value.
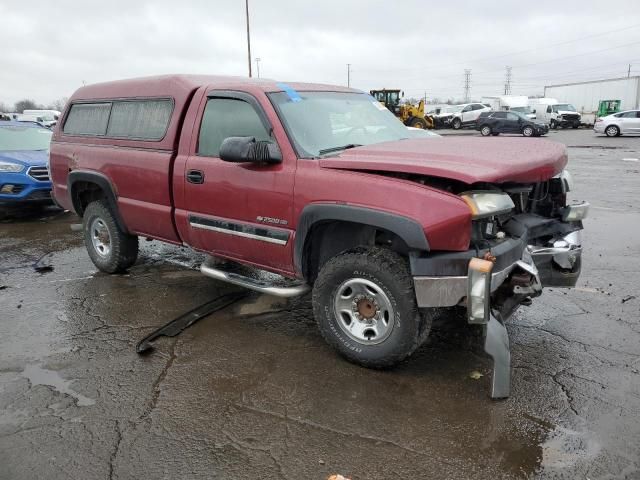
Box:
50;75;588;398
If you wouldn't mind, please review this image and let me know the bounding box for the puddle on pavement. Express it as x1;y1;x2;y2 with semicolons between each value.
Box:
21;364;95;407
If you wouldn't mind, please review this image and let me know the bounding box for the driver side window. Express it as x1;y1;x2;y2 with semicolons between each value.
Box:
198;98;271;157
546;106;552;113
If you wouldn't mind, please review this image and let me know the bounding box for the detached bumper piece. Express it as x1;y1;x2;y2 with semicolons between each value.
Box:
136;291;248;354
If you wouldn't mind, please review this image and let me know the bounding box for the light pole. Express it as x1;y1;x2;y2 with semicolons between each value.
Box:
346;63;351;88
245;0;252;77
255;57;261;78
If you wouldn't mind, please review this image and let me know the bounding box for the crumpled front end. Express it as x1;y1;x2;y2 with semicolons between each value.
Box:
410;171;588;398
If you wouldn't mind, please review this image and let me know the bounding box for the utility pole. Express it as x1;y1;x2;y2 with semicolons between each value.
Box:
346;64;351;88
628;64;632;78
504;66;512;95
255;57;261;78
463;69;471;102
245;0;252;77
424;90;427;105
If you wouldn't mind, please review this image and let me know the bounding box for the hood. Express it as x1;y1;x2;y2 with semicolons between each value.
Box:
0;150;49;168
318;137;567;184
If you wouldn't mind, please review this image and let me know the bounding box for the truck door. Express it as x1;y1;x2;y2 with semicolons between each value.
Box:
180;92;296;274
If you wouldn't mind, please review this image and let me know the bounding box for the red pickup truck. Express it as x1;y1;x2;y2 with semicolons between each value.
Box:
50;75;588;397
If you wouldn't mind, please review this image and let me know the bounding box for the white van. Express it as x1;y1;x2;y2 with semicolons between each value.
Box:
528;98;581;129
23;109;61;120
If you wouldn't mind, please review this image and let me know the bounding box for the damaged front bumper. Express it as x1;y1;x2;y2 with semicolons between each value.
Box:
410;212;586;398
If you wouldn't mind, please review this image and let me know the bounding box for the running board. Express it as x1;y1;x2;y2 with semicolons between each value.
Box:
200;258;310;298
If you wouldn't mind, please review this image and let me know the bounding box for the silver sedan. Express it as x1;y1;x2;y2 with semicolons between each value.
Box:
594;110;640;137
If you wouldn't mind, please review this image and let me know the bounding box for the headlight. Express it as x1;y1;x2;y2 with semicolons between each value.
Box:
460;192;515;219
0;161;24;173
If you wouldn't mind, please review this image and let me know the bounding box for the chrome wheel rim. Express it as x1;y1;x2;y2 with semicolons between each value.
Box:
606;126;617;136
524;127;533;136
90;218;111;257
333;278;395;345
482;127;490;136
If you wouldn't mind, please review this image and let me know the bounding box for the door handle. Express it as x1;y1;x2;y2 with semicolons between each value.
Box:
186;169;204;184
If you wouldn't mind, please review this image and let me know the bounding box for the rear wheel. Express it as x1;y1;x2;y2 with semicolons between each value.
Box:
83;200;138;273
452;118;462;130
480;125;492;136
605;125;620;137
522;126;534;137
312;247;432;368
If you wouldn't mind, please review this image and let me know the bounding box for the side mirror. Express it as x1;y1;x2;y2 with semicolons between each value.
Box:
532;109;536;114
219;136;282;164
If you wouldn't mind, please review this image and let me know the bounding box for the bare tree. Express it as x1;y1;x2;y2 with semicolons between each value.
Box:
47;97;68;112
0;101;11;113
14;99;39;112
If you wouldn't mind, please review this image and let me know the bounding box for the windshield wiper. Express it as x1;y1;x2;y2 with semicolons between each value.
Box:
318;144;362;156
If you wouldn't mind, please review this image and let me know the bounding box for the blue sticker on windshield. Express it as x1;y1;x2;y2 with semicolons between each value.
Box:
277;82;302;103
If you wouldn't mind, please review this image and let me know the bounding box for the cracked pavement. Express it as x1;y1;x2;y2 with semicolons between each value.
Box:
0;129;639;479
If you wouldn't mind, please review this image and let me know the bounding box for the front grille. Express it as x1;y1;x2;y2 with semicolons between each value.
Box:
562;114;580;121
26;189;51;200
28;166;50;182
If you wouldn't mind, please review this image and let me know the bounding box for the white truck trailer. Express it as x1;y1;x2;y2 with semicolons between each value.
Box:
544;76;640;127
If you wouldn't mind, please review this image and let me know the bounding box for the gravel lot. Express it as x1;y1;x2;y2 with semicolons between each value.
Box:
1;129;639;479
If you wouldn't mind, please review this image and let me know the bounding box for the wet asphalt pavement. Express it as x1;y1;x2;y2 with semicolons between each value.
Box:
1;129;639;479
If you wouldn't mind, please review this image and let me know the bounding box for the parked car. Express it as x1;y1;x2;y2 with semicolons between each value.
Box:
50;75;588;398
0;121;53;210
450;103;492;129
594;110;640;137
476;111;549;137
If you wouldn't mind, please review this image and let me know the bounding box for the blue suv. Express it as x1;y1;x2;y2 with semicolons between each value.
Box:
0;121;53;209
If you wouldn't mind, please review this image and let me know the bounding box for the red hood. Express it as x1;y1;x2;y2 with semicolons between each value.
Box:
318;137;568;184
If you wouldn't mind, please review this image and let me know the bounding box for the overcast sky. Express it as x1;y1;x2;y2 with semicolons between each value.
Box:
2;0;639;106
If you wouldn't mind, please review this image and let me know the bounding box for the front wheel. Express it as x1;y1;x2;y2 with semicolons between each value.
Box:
480;125;492;136
312;247;431;368
550;120;557;129
83;200;139;273
409;117;428;129
452;118;462;130
522;126;534;137
605;125;620;137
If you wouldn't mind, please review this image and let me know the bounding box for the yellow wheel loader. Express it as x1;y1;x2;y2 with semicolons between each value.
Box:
370;89;434;129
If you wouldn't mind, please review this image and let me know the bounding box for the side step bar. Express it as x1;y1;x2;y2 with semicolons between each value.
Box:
200;258;310;298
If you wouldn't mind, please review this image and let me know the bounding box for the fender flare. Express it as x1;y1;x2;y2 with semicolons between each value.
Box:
294;203;430;273
67;170;128;232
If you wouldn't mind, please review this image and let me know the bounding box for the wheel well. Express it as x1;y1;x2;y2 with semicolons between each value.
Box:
301;220;410;283
70;181;107;217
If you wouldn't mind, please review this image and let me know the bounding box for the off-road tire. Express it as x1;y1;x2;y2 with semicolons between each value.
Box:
312;247;432;368
605;125;620;137
480;125;492;136
409;117;428;129
452;118;462;130
522;126;534;137
83;200;138;273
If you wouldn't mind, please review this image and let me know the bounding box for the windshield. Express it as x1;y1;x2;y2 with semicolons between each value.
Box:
553;104;576;112
269;91;410;157
0;125;53;151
